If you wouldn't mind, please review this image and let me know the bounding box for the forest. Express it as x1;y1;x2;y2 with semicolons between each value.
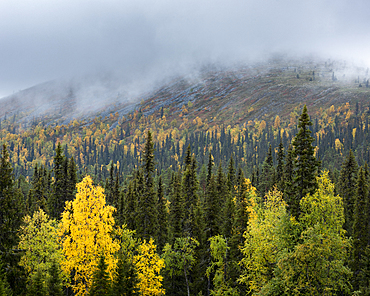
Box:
1;102;370;295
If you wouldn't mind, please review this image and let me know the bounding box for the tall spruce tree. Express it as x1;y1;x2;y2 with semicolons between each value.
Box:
169;171;185;243
352;167;369;291
89;254;111;296
182;148;199;237
276;137;285;191
136;130;158;241
338;149;358;236
47;261;63;296
259;144;275;194
291;105;319;218
0;144;25;293
157;176;168;253
111;252;139;296
49;143;66;219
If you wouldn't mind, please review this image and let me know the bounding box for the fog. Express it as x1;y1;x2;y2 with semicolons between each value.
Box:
1;0;369;98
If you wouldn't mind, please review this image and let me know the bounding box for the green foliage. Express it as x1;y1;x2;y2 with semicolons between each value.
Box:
338;149;358;236
27;268;46;296
162;237;199;296
291;105;319;218
207;235;239;296
352;166;369;291
47;261;64;296
240;172;351;295
18;209;62;280
89;254;111;296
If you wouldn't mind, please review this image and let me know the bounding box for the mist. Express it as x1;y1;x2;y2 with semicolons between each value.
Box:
1;0;369;98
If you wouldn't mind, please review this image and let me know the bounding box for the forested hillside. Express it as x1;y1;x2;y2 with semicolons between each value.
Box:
1;59;370;295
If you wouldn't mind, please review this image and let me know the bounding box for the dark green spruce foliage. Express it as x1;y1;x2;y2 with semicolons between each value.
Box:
291;105;319;218
169;172;185;242
0;144;25;293
191;196;207;296
283;144;294;208
182;146;199;237
27;164;48;214
124;180;137;230
352;167;369;291
27;269;46;296
276;137;285;191
49;143;65;219
136;130;158;241
157;176;168;252
89;254;111;296
359;246;370;295
0;256;12;296
111;253;139;296
258;144;275;195
227;156;236;194
47;261;63;296
338;150;358;236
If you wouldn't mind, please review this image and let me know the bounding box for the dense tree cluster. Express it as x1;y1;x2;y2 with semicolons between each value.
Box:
1;105;370;295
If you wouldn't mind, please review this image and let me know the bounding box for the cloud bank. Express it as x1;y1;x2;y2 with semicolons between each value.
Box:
0;0;369;97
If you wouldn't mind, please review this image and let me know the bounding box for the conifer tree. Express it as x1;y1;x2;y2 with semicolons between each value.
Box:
111;252;139;296
259;144;275;194
67;157;77;202
169;172;185;242
124;180;137;230
191;196;207;296
338;149;358;236
227;156;236;194
47;261;63;296
291;105;319;218
283;144;294;207
182;149;199;237
137;131;158;241
0;144;25;293
352;167;369;291
276;137;285;191
49;142;66;219
27;268;46;296
157;176;168;253
89;254;111;296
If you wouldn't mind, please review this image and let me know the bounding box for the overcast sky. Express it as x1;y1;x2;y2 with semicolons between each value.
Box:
0;0;369;98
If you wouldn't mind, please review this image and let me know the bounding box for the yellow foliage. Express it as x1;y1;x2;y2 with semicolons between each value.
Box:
134;238;165;296
58;176;120;296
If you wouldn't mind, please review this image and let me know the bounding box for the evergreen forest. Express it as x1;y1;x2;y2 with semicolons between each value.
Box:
2;97;370;295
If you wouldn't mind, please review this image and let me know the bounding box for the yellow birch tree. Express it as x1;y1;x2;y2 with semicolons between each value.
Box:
58;176;120;296
134;238;165;295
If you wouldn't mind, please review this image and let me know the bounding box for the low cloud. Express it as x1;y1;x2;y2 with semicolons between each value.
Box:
0;0;369;97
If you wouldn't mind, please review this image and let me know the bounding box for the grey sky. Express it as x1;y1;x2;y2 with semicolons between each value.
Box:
1;0;369;98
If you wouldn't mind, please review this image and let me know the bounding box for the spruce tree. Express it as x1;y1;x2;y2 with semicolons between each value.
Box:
338;150;358;236
0;144;25;293
111;253;139;296
291;105;319;218
89;254;111;296
49;142;66;219
182;150;199;237
276;137;285;191
259;144;275;194
27;269;46;296
283;144;294;208
124;180;137;230
157;176;168;252
168;172;185;242
352;167;369;291
137;131;158;241
227;156;236;194
47;261;63;296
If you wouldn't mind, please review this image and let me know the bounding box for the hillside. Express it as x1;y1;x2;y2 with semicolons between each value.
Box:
0;57;370;179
